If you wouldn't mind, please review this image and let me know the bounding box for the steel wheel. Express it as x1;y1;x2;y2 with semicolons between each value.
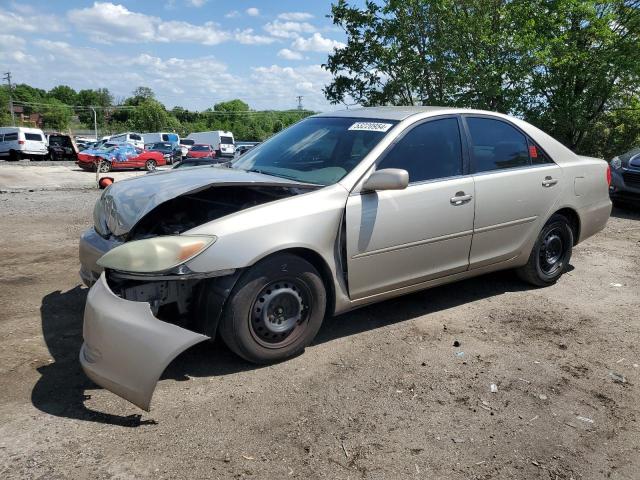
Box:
249;279;311;349
98;161;111;173
538;228;565;275
145;159;157;171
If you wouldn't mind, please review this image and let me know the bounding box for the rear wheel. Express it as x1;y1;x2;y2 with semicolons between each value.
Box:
145;159;157;171
517;214;573;287
98;161;112;173
217;253;327;364
9;150;20;161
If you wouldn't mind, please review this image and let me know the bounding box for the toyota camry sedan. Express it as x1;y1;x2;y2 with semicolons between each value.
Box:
78;107;611;410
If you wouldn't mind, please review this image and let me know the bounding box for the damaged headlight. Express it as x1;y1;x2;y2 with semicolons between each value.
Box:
97;235;216;273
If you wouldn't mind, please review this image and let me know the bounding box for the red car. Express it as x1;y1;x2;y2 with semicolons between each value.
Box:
186;144;216;159
77;143;166;172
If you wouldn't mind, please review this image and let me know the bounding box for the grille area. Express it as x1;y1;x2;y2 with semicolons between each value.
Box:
623;170;640;189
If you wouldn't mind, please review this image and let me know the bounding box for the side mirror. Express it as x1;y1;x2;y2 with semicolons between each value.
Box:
362;168;409;192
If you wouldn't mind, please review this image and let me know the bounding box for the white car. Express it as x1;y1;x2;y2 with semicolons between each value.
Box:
0;127;48;161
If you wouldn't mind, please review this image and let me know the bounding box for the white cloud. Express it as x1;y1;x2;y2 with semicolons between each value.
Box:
277;49;304;60
67;2;275;47
234;29;276;45
291;33;345;53
246;7;260;16
68;2;157;44
187;0;207;6
225;10;240;18
277;12;314;21
0;9;66;34
264;20;316;39
1;34;334;111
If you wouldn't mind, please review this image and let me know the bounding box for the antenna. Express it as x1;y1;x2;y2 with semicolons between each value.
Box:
296;95;303;110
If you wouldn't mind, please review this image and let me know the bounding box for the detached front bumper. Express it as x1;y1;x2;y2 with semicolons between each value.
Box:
80;273;208;410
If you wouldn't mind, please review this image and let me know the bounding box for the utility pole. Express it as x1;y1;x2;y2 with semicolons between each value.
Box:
90;106;98;141
3;72;15;126
296;96;303;111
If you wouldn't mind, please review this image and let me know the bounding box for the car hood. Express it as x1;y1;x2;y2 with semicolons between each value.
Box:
94;166;315;238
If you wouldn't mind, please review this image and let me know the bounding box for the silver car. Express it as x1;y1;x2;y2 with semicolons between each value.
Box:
79;107;612;410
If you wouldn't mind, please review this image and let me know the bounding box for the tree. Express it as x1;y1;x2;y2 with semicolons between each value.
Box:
48;85;78;106
77;88;113;128
325;0;640;153
41;99;73;131
130;99;170;132
214;99;250;112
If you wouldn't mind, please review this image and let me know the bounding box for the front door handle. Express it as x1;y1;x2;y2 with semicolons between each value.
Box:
542;176;558;187
450;191;473;205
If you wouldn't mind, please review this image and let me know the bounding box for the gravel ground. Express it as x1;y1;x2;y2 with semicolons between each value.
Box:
0;181;639;479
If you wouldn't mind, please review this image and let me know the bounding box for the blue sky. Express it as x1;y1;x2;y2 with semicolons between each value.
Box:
0;0;351;111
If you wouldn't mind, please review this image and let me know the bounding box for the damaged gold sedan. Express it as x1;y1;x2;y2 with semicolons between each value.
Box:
79;107;611;410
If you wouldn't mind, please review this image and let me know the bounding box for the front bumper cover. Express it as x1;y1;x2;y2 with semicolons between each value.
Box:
80;273;208;410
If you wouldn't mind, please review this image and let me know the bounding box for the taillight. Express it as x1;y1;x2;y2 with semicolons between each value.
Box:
606;165;612;186
18;140;25;145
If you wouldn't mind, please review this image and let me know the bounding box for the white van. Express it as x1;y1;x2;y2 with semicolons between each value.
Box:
0;127;48;161
186;130;235;157
143;132;180;145
108;132;144;149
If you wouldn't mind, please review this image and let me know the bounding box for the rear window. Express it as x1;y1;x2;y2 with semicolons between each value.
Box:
130;134;142;141
180;139;195;146
25;133;43;141
221;136;233;144
3;132;18;141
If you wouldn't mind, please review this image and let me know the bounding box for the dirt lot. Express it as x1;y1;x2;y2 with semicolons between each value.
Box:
0;169;639;479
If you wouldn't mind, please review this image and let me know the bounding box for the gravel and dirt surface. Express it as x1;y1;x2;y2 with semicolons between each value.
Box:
0;164;639;479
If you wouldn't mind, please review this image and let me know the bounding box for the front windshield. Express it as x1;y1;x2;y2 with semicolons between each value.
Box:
232;117;397;185
191;145;209;151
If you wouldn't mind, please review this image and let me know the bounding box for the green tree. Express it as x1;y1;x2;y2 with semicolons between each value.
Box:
41;99;73;131
48;85;78;105
130;99;170;132
325;0;640;153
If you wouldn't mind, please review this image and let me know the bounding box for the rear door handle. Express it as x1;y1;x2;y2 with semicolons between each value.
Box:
542;176;558;187
450;192;473;205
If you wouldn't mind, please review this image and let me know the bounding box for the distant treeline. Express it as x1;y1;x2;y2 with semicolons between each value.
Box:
0;84;314;141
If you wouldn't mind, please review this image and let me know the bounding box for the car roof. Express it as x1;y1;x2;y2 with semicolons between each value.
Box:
314;106;455;121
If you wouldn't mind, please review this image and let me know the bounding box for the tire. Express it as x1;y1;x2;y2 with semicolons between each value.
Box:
9;150;19;161
218;253;327;364
516;214;573;287
98;161;112;173
145;159;157;171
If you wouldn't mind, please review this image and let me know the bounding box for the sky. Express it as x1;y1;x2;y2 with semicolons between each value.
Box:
0;0;352;112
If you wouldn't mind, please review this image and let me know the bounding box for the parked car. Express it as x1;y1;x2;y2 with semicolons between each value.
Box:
145;142;182;164
0;127;48;161
186;144;216;159
78;107;611;410
47;133;78;161
179;138;195;158
77;142;165;172
609;147;640;206
173;157;224;169
235;144;258;156
186;130;235;157
108;132;145;149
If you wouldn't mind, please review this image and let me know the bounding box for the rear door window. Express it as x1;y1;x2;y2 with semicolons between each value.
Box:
25;133;43;141
466;117;529;172
221;136;233;144
4;132;18;141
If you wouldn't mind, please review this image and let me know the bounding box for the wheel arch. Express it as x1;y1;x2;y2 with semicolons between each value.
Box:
552;207;581;246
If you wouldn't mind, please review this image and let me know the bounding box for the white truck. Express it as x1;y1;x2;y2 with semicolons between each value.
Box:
186;130;235;157
143;132;180;145
0;127;48;161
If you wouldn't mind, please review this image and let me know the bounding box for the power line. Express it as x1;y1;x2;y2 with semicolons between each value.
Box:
3;72;15;126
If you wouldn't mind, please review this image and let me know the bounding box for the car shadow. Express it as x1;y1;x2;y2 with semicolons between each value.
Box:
610;204;640;220
32;270;534;427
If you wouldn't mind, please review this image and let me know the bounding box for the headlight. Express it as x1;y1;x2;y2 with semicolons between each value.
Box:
97;235;216;273
611;156;622;169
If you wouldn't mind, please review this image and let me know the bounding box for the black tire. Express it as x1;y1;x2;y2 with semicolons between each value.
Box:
145;159;157;171
218;253;327;364
9;150;19;161
517;214;573;287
